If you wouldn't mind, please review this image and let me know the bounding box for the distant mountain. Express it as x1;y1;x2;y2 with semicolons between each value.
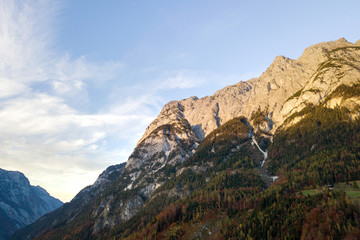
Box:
14;38;360;239
12;163;126;240
0;168;62;239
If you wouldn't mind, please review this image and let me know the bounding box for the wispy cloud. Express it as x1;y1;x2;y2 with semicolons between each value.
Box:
0;78;29;98
52;55;124;96
0;0;57;84
0;0;124;98
0;92;155;201
154;69;261;96
156;70;206;89
0;0;153;202
0;94;154;201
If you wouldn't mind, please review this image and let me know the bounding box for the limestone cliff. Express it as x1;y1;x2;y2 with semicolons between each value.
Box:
138;38;360;144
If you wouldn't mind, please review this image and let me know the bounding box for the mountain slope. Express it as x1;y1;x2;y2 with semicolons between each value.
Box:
14;38;360;239
105;104;360;239
0;169;62;240
118;82;360;240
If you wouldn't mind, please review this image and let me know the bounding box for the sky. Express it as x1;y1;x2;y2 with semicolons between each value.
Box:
0;0;359;202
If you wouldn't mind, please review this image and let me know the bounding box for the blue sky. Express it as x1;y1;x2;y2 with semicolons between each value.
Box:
0;0;359;202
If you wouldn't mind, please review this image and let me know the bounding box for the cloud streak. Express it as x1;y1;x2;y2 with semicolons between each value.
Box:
0;0;56;83
0;91;155;201
0;0;154;202
156;70;206;90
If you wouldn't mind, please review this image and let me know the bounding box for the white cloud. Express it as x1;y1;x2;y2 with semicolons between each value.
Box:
0;78;29;98
154;70;262;95
0;0;56;83
0;92;156;201
107;93;164;115
52;55;124;96
0;93;155;154
157;70;206;89
0;0;124;98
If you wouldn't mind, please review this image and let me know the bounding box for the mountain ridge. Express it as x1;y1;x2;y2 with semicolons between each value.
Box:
138;38;360;147
13;38;360;239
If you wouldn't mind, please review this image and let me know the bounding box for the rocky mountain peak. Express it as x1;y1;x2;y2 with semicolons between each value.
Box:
297;38;354;67
138;38;360;145
0;170;30;186
280;39;360;126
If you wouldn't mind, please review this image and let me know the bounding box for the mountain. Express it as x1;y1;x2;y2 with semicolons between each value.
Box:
0;168;62;240
11;163;126;239
14;38;360;239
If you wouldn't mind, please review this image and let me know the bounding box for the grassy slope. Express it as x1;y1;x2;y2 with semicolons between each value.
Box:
302;180;360;204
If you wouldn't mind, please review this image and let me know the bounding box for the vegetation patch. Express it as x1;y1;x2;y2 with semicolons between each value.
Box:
301;189;319;196
269;105;360;187
286;88;303;102
250;109;267;126
329;46;360;53
323;84;360;104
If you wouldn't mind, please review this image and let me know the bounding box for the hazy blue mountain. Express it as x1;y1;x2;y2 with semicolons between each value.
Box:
0;168;62;239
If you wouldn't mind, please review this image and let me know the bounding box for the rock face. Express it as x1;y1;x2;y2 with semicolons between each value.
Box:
139;38;360;142
13;38;360;239
0;168;62;239
89;116;199;232
74;163;126;204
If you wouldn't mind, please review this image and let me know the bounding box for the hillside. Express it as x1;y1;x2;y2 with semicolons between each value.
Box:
123;105;360;239
13;38;360;239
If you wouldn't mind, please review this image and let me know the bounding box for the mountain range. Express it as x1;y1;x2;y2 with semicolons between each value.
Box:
12;38;360;239
0;168;62;240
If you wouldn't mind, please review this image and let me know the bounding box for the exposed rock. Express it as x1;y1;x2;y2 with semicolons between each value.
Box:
282;39;360;120
120;195;144;221
139;38;360;143
75;163;126;204
88;115;200;231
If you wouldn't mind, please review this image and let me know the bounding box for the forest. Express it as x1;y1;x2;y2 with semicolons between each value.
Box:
100;105;360;239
